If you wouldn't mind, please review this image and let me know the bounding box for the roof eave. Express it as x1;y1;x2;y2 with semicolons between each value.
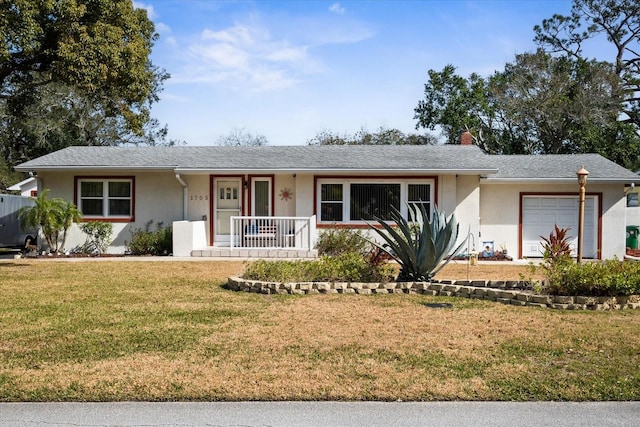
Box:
482;177;640;184
14;165;177;172
175;168;499;175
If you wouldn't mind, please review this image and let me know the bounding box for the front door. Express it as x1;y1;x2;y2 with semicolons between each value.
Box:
214;178;241;246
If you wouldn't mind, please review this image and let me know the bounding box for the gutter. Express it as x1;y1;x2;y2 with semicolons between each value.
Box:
175;173;188;220
174;168;499;175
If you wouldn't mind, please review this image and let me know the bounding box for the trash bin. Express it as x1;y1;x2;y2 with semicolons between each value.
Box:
626;225;639;249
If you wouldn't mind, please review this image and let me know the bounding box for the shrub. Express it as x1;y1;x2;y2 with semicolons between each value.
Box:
79;222;113;254
243;252;396;283
316;227;370;256
544;258;640;296
126;221;172;255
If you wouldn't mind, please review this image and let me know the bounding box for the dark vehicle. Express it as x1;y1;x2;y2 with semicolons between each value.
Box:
0;194;37;249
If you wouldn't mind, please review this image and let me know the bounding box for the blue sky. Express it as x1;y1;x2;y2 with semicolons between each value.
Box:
135;0;577;146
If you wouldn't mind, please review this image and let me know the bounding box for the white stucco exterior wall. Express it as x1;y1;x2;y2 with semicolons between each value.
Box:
38;171;184;254
294;174;315;218
274;174;296;217
455;175;481;251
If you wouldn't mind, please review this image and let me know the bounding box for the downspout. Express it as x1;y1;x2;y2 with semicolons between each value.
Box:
175;173;188;220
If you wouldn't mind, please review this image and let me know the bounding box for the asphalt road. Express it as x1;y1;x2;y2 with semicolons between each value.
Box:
1;401;639;427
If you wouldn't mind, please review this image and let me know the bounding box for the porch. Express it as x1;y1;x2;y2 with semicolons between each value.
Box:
173;215;318;258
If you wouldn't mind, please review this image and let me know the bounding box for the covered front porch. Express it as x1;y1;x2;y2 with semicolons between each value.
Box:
173;215;318;258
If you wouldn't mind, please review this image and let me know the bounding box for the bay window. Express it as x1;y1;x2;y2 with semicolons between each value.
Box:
318;179;433;223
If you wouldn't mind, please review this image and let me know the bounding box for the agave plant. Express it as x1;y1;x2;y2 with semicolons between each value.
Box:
367;203;466;282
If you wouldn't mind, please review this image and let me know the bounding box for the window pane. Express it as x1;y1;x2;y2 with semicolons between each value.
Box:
321;184;342;201
408;184;430;202
321;203;343;221
254;181;269;216
81;199;103;216
109;182;131;197
81;182;103;197
350;184;400;220
109;199;131;216
408;184;431;221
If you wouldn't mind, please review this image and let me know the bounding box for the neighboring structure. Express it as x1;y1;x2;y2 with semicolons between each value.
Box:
15;144;640;259
7;177;37;197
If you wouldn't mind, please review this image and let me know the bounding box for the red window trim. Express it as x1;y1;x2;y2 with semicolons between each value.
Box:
74;176;136;223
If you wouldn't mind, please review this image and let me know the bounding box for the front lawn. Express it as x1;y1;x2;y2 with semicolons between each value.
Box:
0;260;638;401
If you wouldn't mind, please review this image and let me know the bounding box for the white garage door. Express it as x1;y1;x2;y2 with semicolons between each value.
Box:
522;196;597;258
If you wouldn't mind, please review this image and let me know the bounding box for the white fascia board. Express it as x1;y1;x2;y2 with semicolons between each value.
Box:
174;168;499;175
482;177;640;184
15;166;177;172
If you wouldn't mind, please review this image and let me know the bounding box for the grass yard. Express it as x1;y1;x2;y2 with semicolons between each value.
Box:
0;260;638;401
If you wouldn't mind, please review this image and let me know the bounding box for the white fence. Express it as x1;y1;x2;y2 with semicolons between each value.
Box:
230;216;316;250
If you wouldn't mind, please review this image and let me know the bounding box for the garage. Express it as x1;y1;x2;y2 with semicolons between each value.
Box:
521;195;598;258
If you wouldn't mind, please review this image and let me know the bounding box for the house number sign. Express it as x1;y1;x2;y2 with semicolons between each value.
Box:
190;195;209;200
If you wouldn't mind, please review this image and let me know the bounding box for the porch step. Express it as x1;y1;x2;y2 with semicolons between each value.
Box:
191;248;318;259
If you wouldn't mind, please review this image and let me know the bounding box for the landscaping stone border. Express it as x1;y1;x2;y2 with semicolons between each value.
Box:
226;277;640;311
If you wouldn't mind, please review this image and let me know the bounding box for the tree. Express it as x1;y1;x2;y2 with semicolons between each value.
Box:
215;128;269;146
414;54;640;167
0;157;23;192
0;0;169;166
534;0;640;129
414;65;493;146
18;190;82;253
306;126;437;145
492;51;626;156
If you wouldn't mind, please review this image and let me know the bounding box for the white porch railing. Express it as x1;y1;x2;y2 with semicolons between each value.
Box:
230;215;316;250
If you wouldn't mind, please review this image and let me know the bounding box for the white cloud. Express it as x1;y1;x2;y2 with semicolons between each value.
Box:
133;1;157;20
174;22;316;92
166;9;373;93
329;3;345;15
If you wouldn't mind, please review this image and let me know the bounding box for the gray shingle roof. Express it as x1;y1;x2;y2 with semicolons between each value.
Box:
16;145;497;173
15;145;640;182
486;154;640;182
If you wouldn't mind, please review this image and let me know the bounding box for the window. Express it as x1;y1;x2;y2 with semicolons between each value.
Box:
627;192;639;207
77;178;134;220
252;178;272;216
318;179;433;223
350;183;400;220
320;183;343;221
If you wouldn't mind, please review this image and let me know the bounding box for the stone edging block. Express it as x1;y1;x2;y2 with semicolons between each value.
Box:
225;277;640;311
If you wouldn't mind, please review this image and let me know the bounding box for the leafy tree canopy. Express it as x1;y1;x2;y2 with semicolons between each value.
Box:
534;0;640;129
414;0;640;169
0;0;170;169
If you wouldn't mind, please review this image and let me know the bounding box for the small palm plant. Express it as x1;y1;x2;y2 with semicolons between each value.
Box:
367;203;466;281
18;190;82;253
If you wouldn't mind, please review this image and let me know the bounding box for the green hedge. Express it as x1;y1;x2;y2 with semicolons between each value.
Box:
243;252;396;283
545;259;640;296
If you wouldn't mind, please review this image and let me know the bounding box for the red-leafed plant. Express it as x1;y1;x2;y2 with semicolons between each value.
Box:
540;224;572;262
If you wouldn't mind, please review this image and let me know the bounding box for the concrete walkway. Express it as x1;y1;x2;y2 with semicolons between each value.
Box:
1;401;639;427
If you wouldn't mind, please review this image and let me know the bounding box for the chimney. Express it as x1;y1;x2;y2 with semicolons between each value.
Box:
460;131;473;145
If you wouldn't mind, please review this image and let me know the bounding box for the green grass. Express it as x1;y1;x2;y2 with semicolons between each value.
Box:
0;260;639;401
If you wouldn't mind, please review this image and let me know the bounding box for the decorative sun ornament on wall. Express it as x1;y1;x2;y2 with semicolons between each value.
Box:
279;188;293;201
